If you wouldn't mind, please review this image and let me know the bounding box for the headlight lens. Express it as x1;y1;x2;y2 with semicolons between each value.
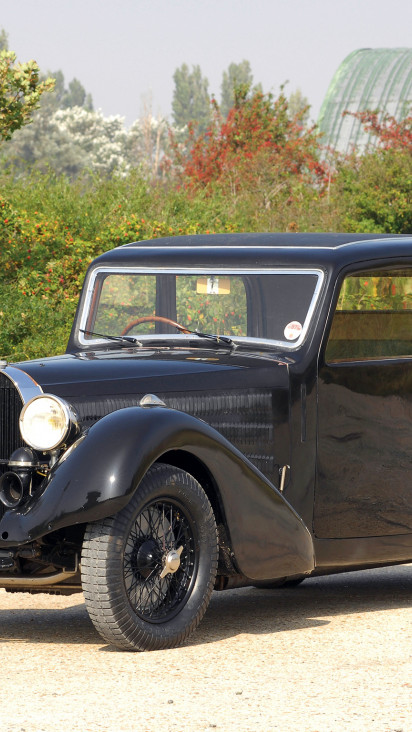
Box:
20;395;75;451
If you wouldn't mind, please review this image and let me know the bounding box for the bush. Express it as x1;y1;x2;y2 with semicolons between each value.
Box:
1;103;410;361
0;170;242;359
331;149;412;234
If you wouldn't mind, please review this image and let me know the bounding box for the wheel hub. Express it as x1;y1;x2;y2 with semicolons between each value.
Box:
160;545;183;578
133;538;160;578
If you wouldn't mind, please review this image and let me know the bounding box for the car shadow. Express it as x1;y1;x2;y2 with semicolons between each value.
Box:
0;565;410;649
192;564;412;647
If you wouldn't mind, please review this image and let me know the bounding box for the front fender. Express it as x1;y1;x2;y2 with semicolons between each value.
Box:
0;406;314;580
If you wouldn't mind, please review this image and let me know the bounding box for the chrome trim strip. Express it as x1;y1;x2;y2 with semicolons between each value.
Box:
1;366;43;404
79;267;325;351
122;237;409;251
123;244;340;250
87;267;325;275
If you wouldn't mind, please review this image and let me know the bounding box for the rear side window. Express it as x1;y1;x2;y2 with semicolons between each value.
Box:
326;270;412;362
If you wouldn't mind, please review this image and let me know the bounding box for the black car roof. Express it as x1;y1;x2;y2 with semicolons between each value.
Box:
90;232;412;272
122;232;405;249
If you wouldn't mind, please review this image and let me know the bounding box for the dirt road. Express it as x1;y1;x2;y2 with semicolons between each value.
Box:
1;564;411;732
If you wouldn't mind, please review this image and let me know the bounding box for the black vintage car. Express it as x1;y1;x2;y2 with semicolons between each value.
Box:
1;232;412;651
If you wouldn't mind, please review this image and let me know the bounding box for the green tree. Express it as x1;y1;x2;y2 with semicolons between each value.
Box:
172;64;210;132
0;28;8;52
220;60;254;118
288;88;310;127
329;108;412;234
0;49;54;141
331;149;412;234
45;70;93;112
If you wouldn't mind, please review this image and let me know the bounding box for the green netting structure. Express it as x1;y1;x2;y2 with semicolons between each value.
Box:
318;48;412;153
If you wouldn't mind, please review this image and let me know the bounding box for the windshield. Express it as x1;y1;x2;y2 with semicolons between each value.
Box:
80;269;323;348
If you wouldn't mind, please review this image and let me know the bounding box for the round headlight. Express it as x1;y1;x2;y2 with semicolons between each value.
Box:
19;395;76;451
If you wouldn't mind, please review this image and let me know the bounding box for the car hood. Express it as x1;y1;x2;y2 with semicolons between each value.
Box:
13;346;290;399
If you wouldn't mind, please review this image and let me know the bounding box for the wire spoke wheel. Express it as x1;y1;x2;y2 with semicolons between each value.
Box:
123;500;196;622
81;464;218;651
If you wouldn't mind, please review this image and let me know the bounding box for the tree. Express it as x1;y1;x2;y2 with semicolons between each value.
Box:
331;148;412;233
172;64;211;132
220;60;254;118
44;70;93;112
344;108;412;152
175;87;329;201
288;88;310;127
0;28;8;52
0;49;54;142
330;108;412;234
1;107;128;177
126;114;171;179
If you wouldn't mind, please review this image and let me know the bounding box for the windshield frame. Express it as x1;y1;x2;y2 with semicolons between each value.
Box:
78;266;325;351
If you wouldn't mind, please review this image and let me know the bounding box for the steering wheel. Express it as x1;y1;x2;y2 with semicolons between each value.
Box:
121;315;191;336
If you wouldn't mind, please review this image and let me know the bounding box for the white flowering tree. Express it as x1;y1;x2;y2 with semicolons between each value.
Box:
53;107;129;175
1;103;179;178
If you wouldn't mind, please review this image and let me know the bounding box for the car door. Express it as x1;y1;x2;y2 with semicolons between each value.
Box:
315;265;412;539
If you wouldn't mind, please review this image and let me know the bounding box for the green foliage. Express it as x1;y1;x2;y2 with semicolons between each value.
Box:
55;74;94;111
170;86;330;234
331;149;412;233
0;29;8;52
288;88;310;126
0;169;242;360
220;61;255;118
38;70;93;114
172;64;211;133
0;94;411;362
0;50;54;141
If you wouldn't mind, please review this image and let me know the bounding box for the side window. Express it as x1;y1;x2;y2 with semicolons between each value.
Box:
326;270;412;362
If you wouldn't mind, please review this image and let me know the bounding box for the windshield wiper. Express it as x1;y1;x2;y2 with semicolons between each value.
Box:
80;329;143;346
184;328;235;348
81;327;234;349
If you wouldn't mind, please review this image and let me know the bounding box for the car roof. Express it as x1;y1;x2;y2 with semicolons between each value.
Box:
122;232;405;249
90;233;412;272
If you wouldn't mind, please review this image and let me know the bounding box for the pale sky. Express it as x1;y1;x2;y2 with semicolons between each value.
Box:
1;0;411;126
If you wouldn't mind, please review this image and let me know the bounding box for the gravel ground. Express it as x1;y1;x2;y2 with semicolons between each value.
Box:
0;564;411;732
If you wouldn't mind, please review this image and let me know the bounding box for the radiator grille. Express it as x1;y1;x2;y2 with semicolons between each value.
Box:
0;373;24;466
0;373;25;520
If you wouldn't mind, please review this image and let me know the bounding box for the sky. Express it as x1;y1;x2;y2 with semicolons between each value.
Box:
1;0;412;127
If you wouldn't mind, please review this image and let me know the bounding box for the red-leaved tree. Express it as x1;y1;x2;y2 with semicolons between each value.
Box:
172;87;330;205
344;108;412;152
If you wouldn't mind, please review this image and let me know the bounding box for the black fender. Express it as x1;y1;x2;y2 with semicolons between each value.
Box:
0;406;314;580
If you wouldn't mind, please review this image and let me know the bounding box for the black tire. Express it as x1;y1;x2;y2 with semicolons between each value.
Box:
81;464;218;651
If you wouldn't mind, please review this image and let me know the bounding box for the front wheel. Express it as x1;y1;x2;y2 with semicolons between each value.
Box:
81;464;218;651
